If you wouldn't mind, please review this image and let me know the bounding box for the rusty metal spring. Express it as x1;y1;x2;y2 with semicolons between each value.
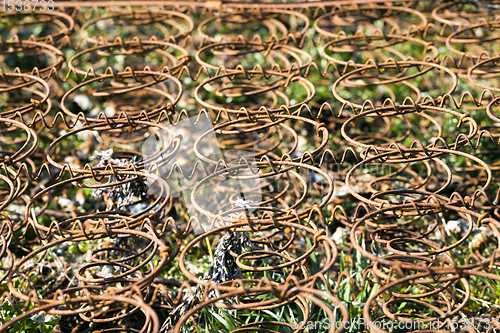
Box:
1;1;500;332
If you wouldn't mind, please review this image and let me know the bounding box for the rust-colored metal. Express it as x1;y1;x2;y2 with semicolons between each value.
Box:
1;1;500;333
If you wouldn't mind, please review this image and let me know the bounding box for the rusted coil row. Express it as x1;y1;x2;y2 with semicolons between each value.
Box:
1;2;500;333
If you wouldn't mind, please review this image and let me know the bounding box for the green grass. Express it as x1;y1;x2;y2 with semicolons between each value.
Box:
3;4;500;333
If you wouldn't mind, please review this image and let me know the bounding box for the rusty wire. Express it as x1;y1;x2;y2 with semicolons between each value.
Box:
1;1;500;333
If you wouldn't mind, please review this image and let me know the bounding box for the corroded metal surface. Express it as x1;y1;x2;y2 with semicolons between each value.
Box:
1;1;500;332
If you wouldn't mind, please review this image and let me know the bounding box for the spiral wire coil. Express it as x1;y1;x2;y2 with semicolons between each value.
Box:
1;1;500;332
